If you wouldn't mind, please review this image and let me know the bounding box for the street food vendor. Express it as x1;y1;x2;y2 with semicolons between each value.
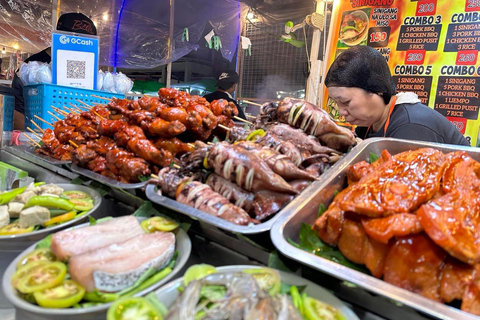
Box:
204;70;247;120
12;12;97;130
325;45;470;146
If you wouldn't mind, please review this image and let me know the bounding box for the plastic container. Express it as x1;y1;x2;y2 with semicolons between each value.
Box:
3;95;14;131
23;84;124;130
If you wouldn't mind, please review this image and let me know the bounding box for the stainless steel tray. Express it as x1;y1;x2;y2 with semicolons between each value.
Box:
270;138;480;320
145;179;322;234
154;265;359;320
70;164;147;189
24;146;72;165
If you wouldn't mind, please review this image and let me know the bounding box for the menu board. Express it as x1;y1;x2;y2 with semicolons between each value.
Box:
322;0;480;146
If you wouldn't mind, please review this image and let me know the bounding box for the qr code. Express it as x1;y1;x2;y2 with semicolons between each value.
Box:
66;60;86;79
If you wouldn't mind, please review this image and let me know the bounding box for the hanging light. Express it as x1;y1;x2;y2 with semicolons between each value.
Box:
13;44;19;50
1;47;5;54
247;12;255;20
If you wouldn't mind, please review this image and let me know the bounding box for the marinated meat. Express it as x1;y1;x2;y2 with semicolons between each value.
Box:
384;234;447;301
418;152;480;265
337;148;446;217
361;213;423;244
337;219;369;265
440;257;473;303
313;199;345;246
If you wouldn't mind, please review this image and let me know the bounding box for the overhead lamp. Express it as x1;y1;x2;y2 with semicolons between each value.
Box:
13;44;19;50
103;13;108;21
247;12;255;20
1;47;5;54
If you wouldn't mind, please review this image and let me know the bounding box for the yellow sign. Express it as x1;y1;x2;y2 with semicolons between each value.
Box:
323;0;480;146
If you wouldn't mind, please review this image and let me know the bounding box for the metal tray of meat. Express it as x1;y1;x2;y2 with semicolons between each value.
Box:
145;180;321;234
23;146;72;165
154;265;359;320
70;163;147;189
270;137;480;320
2;217;192;320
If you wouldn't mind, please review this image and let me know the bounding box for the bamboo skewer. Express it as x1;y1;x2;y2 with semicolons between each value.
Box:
26;127;42;140
68;140;79;148
207;142;214;145
90;95;112;101
187;143;195;148
242;100;263;107
245;115;257;120
70;102;89;111
233;116;253;125
47;111;62;122
34;115;54;127
172;164;181;169
25;141;37;148
62;106;79;114
76;99;92;108
217;124;231;131
92;111;105;120
51;106;68;116
30;120;45;133
23;133;41;148
151;174;160;180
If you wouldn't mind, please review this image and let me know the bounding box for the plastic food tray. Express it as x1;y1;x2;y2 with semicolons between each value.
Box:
70;163;147;190
270;138;480;320
23;84;124;130
3;217;191;320
145;178;322;234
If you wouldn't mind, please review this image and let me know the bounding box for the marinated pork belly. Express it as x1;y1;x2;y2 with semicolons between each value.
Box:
383;234;446;302
337;148;446;217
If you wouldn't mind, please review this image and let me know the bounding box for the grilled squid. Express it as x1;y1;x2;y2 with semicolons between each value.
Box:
261;97;356;151
267;123;339;155
207;142;297;195
235;141;317;181
255;133;303;167
206;174;294;221
176;181;257;225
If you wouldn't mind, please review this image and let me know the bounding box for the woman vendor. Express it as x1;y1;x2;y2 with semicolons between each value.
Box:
324;45;470;146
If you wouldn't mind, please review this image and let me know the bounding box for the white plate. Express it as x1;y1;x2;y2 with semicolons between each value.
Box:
154;265;359;320
2;217;192;320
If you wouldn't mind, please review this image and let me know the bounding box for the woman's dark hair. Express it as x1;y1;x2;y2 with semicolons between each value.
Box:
325;45;396;105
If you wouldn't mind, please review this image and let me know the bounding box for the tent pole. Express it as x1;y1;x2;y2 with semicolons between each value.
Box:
52;0;59;30
166;0;175;87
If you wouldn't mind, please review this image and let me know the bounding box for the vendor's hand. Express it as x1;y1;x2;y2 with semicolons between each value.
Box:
355;137;363;145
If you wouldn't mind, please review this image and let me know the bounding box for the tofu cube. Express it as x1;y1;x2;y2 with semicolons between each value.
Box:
14;191;36;204
0;205;9;228
8;202;24;218
19;206;50;228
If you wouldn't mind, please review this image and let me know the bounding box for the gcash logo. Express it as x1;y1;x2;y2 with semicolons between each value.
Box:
59;35;70;44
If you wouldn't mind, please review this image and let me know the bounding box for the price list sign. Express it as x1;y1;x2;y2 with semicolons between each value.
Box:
322;0;480;146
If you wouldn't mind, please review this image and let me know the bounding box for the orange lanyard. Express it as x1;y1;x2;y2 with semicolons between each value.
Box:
364;96;397;139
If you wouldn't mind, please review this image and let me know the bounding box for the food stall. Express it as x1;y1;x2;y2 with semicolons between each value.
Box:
1;0;479;320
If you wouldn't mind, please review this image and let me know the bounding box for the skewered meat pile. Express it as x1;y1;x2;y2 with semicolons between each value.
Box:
35;89;240;182
313;148;480;315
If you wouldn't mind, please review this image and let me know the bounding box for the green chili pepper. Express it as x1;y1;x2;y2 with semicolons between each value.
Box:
246;129;266;141
24;196;75;211
0;187;27;205
340;25;358;33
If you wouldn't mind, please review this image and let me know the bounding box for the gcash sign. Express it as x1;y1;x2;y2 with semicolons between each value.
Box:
52;31;99;89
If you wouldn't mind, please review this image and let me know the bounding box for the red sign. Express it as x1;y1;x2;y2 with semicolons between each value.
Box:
456;50;478;65
404;50;426;65
416;0;437;16
465;0;480;12
447;116;467;134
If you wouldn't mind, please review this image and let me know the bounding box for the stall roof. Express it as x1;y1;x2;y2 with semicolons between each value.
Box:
0;0;243;68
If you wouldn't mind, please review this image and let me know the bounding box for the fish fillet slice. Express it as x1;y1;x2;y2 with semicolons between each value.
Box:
69;231;175;292
51;216;144;261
